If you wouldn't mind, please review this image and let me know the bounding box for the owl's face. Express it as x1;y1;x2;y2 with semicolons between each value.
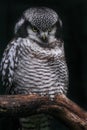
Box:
15;7;62;47
27;23;57;46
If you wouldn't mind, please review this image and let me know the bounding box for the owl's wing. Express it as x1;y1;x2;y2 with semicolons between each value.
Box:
0;39;20;92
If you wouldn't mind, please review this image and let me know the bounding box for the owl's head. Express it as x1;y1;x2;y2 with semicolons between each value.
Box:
14;7;62;47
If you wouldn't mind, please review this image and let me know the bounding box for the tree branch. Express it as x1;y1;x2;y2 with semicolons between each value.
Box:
0;94;87;130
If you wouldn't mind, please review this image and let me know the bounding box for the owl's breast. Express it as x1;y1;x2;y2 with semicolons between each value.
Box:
13;42;68;97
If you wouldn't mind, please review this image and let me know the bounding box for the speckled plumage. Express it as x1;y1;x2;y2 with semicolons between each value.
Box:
15;7;59;33
0;7;69;130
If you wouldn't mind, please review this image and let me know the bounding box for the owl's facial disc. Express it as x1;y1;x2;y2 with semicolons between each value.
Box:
27;24;57;47
31;26;48;42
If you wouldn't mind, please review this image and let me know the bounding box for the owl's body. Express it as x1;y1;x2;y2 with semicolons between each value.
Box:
0;7;68;130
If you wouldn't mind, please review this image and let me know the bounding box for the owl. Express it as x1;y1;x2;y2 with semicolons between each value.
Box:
0;7;69;130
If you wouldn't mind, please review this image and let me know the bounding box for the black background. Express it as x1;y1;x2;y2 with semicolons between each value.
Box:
0;0;87;129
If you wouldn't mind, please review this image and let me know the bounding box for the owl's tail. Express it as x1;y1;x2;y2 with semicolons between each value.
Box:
19;114;53;130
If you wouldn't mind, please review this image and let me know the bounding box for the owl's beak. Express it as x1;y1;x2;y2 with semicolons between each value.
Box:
41;32;48;42
42;34;46;40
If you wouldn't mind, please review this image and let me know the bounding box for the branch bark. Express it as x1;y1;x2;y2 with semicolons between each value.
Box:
0;94;87;130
